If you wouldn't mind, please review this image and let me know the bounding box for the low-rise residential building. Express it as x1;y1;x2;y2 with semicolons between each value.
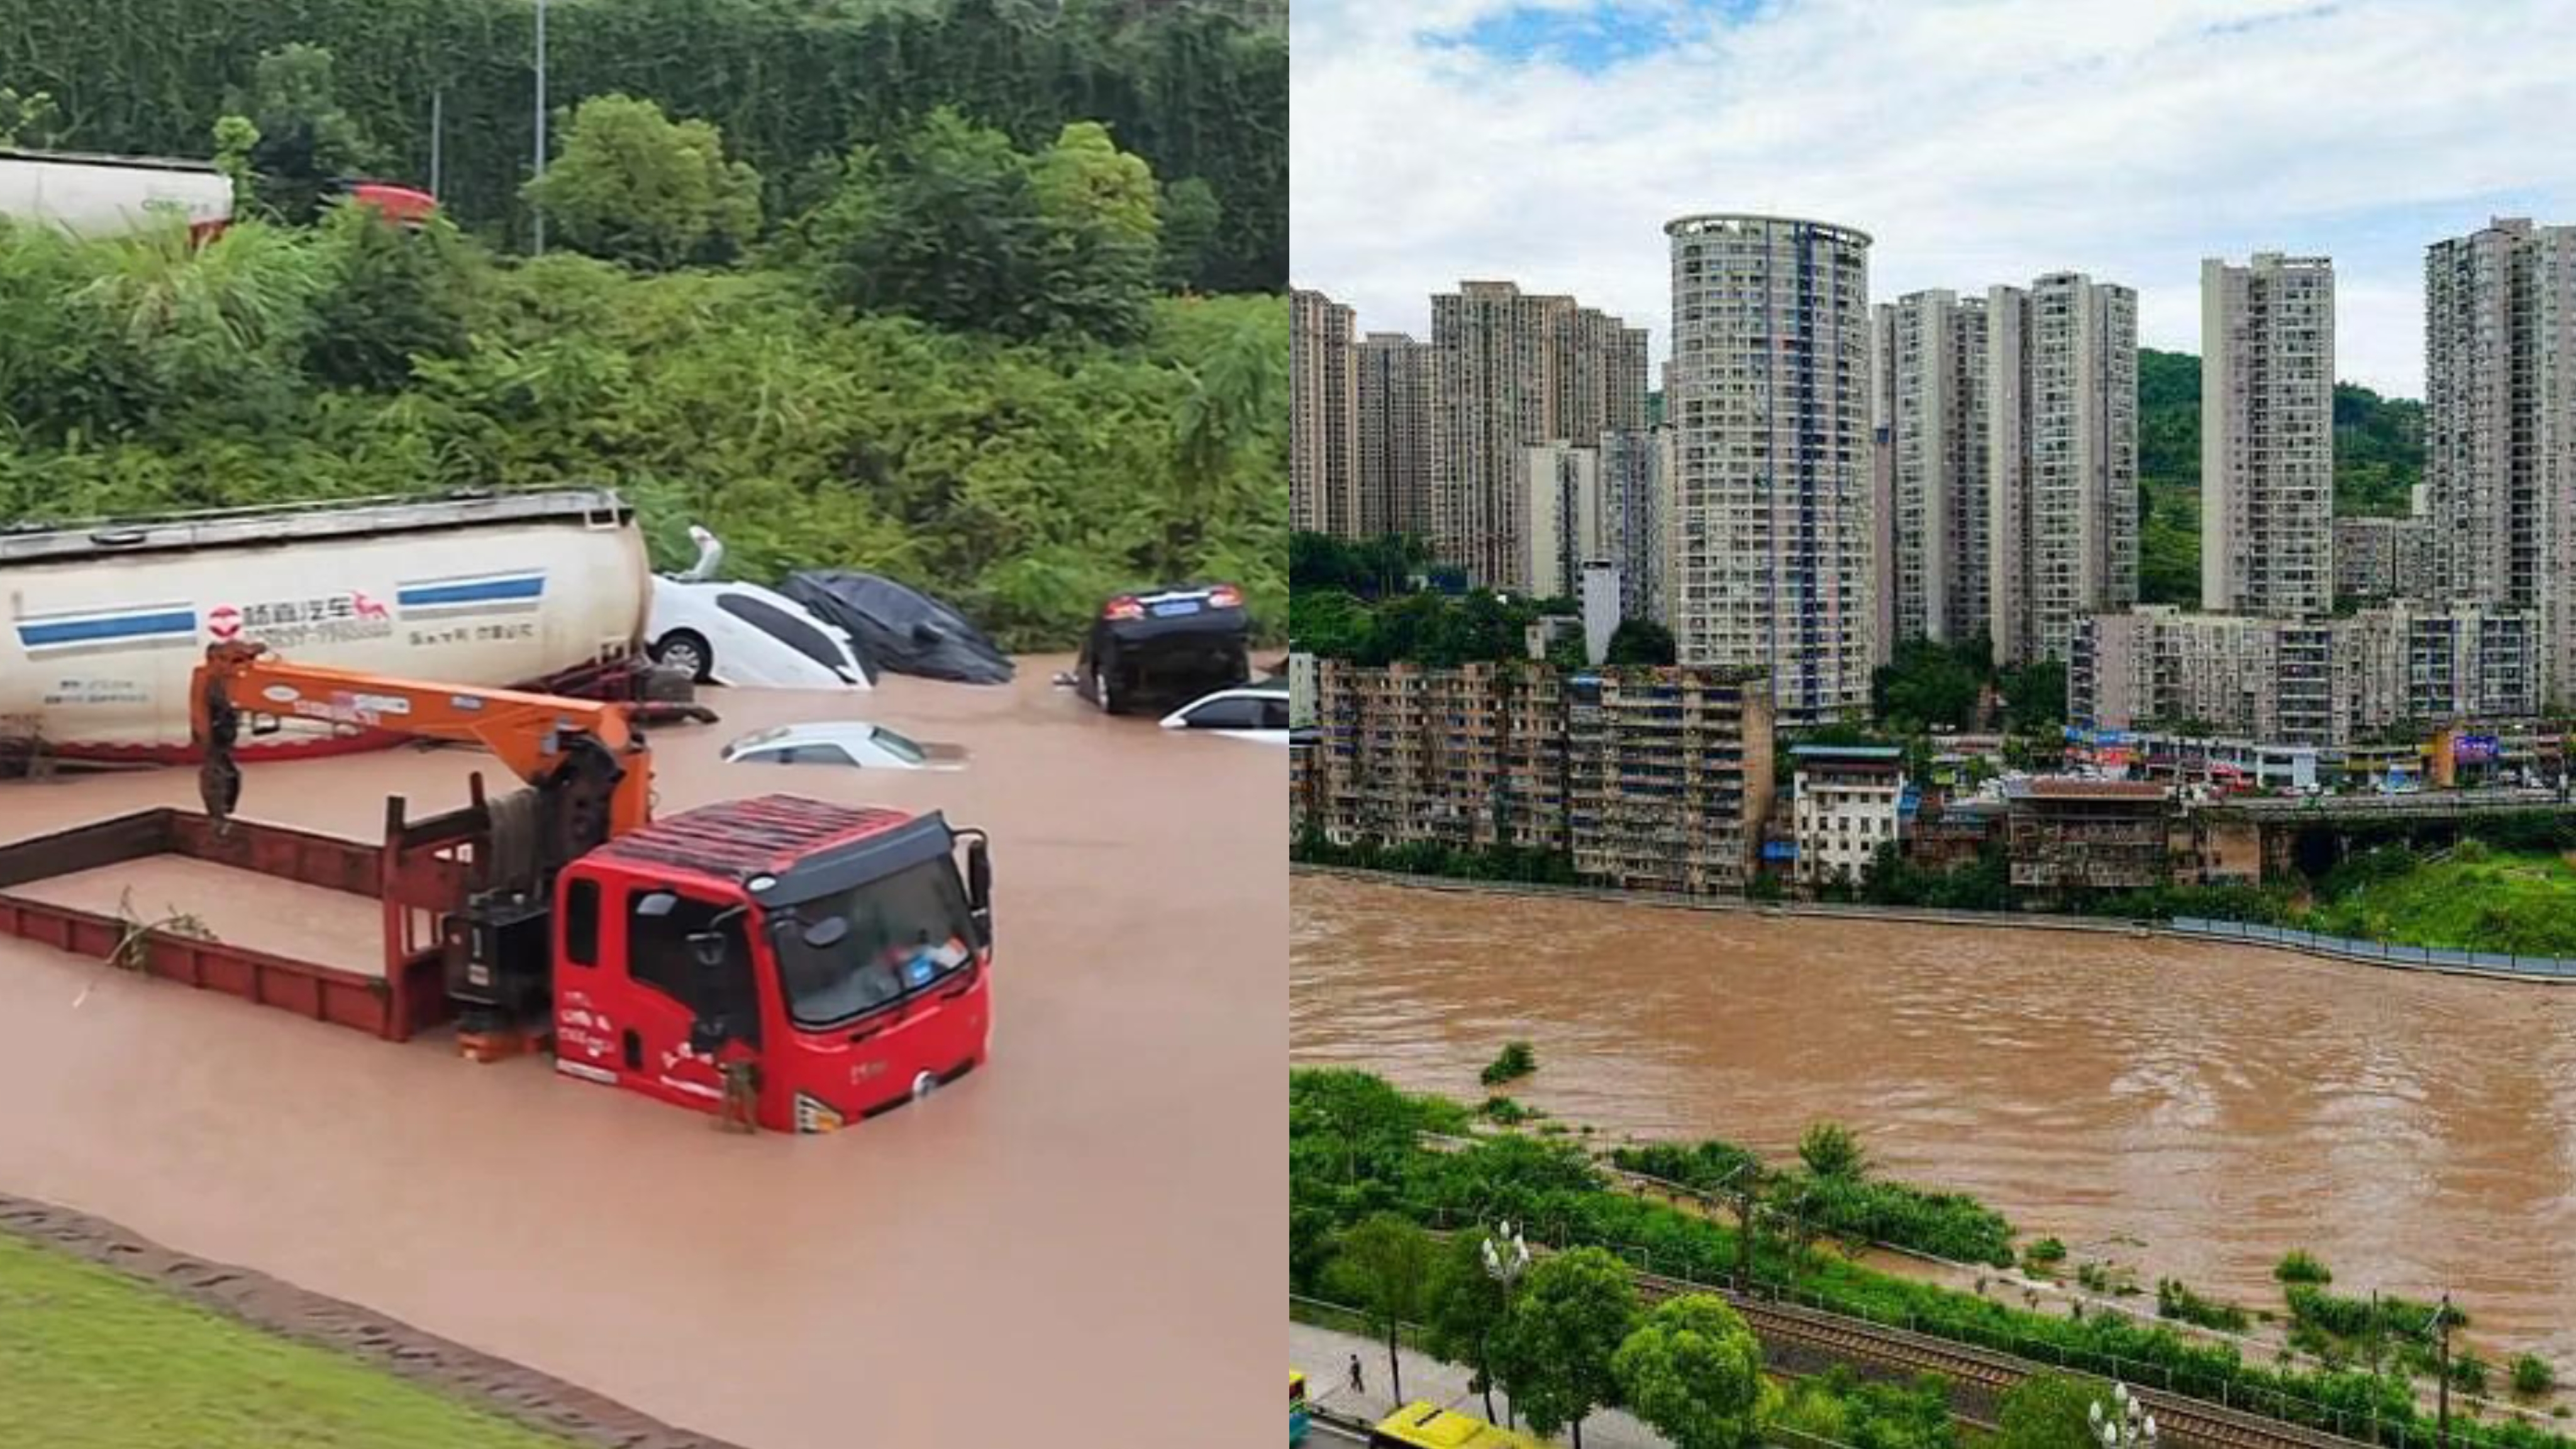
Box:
1790;744;1907;887
2002;777;2172;894
1907;792;2004;871
1301;658;1773;892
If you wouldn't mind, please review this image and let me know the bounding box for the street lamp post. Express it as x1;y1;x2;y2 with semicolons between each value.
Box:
2091;1382;2159;1449
1481;1222;1531;1428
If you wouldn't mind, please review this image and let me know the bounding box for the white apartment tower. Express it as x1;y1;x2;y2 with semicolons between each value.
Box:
2201;253;2335;617
1427;282;1648;587
1523;440;1606;600
1873;289;1990;648
1291;288;1362;537
2424;218;2576;699
1667;214;1875;724
1987;273;2138;663
1357;331;1435;538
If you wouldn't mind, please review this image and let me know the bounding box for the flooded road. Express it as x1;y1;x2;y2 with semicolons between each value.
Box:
1292;874;2576;1363
0;658;1283;1448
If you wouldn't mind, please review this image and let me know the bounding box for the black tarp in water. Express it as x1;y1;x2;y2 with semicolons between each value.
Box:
782;571;1016;686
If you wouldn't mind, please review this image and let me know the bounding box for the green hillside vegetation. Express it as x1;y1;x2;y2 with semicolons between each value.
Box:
0;0;1284;292
0;100;1285;647
2133;347;2424;606
2306;841;2576;957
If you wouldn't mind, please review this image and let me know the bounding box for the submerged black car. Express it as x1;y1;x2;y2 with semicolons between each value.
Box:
1075;583;1251;716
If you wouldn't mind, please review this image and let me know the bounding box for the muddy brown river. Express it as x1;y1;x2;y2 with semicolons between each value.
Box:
0;658;1282;1448
1293;874;2576;1365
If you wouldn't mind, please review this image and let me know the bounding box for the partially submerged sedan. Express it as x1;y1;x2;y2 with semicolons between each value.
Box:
719;723;964;770
1158;683;1290;745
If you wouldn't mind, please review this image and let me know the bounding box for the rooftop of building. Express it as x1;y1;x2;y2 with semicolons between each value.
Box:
2003;777;2171;803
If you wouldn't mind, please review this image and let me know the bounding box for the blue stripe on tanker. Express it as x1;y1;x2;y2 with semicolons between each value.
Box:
397;575;547;608
18;608;199;648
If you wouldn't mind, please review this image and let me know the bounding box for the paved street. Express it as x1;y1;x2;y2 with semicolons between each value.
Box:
1292;1319;1669;1448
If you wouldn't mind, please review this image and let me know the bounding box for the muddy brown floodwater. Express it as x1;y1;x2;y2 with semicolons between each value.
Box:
0;658;1283;1449
1293;874;2576;1365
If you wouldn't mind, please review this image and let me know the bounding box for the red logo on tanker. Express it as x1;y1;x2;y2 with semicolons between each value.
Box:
351;591;389;621
206;604;242;641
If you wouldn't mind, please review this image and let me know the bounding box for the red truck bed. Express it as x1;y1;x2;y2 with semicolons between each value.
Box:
0;792;492;1041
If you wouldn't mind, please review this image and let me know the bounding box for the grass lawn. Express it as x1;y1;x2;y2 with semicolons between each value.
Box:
0;1233;578;1448
2308;848;2576;957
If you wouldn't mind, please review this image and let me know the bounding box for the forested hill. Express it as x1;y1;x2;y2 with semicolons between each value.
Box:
0;0;1285;291
2136;347;2422;515
2135;347;2423;604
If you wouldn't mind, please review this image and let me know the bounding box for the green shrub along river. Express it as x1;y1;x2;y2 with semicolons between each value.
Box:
1292;1069;2568;1448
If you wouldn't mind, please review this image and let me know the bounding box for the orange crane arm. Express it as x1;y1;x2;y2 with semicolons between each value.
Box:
190;640;653;838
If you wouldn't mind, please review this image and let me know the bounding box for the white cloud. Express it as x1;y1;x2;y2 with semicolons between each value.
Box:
1292;0;2576;396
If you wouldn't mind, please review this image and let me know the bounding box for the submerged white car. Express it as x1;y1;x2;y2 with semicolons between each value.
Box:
1158;684;1291;745
648;575;870;690
720;723;962;770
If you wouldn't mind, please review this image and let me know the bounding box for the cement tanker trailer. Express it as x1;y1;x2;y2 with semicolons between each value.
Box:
1;489;652;761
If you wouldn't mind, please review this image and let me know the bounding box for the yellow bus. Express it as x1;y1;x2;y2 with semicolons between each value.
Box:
1368;1401;1548;1448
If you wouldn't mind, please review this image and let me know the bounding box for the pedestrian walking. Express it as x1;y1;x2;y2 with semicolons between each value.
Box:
1349;1353;1364;1394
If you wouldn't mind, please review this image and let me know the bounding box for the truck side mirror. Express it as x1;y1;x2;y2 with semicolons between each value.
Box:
965;838;992;944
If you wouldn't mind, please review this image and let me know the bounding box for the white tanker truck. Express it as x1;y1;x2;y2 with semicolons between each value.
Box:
1;489;656;760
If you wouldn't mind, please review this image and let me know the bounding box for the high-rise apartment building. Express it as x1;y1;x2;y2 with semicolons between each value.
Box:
2201;253;2335;617
1291;288;1362;537
1523;440;1605;599
1666;214;1875;724
1874;289;1990;647
1987;273;2139;663
2424;218;2576;698
1356;331;1436;539
1291;289;1362;537
1600;428;1669;624
1427;282;1647;587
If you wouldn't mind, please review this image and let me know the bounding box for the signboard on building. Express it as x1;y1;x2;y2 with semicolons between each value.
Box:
2457;733;2499;764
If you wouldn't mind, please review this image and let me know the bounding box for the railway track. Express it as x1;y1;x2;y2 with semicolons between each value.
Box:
1632;1269;2370;1449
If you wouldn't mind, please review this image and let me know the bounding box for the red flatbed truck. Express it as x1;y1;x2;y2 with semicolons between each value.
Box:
0;642;994;1135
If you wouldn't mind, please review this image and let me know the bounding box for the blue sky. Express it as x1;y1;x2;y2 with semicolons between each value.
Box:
1292;0;2576;396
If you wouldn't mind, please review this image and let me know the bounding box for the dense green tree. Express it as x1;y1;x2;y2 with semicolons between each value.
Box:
1157;175;1222;291
1611;1293;1763;1449
523;95;762;271
1873;638;1984;730
1997;658;2067;734
1797;1121;1869;1180
806;109;1162;344
1992;1373;2106;1449
301;207;473;391
1030;120;1163;341
1422;1230;1514;1423
1493;1247;1638;1447
1605;618;1676;666
227;44;382;224
1324;1213;1436;1404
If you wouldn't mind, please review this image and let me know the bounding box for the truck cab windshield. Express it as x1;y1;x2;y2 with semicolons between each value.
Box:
770;858;979;1030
